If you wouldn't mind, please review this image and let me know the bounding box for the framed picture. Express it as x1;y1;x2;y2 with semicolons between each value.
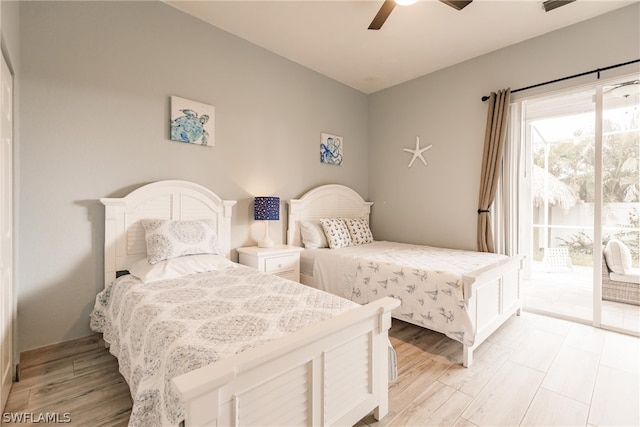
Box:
320;132;343;166
170;96;215;146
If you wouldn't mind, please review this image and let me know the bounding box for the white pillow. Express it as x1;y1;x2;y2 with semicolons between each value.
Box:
320;218;352;249
344;217;373;245
129;254;236;283
604;239;632;274
141;218;219;264
300;221;329;249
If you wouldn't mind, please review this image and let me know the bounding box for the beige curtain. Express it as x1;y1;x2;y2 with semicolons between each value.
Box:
477;88;511;253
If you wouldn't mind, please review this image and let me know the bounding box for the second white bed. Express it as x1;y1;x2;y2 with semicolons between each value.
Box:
301;241;509;347
288;184;524;367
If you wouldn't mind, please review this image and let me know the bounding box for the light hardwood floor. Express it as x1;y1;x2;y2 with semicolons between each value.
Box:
5;312;640;427
523;263;640;335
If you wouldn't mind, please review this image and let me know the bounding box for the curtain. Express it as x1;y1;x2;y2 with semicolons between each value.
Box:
477;88;511;253
494;101;523;257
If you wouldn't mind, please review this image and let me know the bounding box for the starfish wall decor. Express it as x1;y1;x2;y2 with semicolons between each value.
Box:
403;136;433;168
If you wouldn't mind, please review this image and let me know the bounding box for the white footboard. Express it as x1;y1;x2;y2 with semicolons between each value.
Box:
173;297;400;427
462;254;524;367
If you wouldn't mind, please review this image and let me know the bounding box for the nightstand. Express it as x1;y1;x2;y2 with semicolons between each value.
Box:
236;245;304;282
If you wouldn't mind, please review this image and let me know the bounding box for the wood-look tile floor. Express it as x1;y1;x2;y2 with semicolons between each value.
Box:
5;312;640;427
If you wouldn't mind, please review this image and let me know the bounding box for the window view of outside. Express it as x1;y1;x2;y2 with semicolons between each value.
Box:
531;97;639;268
602;102;639;261
523;79;639;333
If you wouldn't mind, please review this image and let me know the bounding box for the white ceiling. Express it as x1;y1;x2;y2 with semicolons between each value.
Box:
166;0;637;94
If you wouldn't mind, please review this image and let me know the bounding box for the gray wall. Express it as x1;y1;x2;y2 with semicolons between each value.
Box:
15;1;640;352
1;1;20;66
18;1;369;352
368;3;640;251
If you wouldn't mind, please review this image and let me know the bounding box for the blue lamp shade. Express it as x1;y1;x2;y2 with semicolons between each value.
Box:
254;196;280;221
254;196;279;248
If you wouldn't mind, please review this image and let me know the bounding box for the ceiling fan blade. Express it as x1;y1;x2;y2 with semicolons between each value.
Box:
368;0;396;30
542;0;576;12
439;0;473;11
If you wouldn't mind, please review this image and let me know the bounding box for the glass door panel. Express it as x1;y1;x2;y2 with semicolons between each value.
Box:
522;89;596;322
601;77;640;334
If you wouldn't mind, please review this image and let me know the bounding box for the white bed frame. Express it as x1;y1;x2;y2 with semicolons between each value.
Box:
101;180;400;427
287;184;524;367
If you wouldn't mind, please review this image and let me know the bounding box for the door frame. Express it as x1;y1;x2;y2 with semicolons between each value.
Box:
0;48;14;411
515;72;639;336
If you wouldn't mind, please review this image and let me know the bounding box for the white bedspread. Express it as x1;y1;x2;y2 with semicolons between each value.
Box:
90;264;358;427
312;241;507;346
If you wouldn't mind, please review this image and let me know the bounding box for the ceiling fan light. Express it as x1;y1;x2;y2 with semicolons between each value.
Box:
395;0;417;6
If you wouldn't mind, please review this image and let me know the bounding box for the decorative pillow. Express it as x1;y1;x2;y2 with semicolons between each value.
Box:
141;218;219;264
300;221;329;249
320;218;352;249
604;239;632;274
344;217;374;245
129;254;236;283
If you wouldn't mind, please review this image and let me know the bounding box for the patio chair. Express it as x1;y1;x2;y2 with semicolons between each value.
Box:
542;247;573;272
602;240;640;306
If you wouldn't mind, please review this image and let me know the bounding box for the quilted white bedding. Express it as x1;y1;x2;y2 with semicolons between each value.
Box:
90;264;359;427
311;241;508;346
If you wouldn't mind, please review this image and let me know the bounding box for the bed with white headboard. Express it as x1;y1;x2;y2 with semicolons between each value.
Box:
95;180;400;427
101;180;236;285
288;184;524;367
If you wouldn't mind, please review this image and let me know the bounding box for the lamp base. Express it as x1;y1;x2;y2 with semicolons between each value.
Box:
258;238;275;248
258;220;275;248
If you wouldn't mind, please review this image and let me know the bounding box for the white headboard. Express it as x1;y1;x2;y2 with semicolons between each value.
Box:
287;184;373;247
101;180;236;286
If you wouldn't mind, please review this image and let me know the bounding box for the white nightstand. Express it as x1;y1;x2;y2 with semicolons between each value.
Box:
236;245;304;282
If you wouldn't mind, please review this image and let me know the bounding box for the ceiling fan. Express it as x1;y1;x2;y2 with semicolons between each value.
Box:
368;0;473;30
605;80;640;98
367;0;577;30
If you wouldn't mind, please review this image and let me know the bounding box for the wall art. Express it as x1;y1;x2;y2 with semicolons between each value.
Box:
320;132;343;166
403;136;432;167
170;96;215;146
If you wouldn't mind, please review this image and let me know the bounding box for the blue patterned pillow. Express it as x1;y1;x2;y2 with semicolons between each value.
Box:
344;218;373;245
320;218;352;249
141;219;219;264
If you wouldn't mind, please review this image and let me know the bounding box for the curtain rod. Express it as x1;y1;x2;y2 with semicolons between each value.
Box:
481;58;640;102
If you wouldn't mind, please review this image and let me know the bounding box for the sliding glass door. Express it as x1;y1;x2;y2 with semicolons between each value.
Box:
519;74;639;335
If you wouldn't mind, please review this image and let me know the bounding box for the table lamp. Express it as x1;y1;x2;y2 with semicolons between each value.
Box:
254;196;279;248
